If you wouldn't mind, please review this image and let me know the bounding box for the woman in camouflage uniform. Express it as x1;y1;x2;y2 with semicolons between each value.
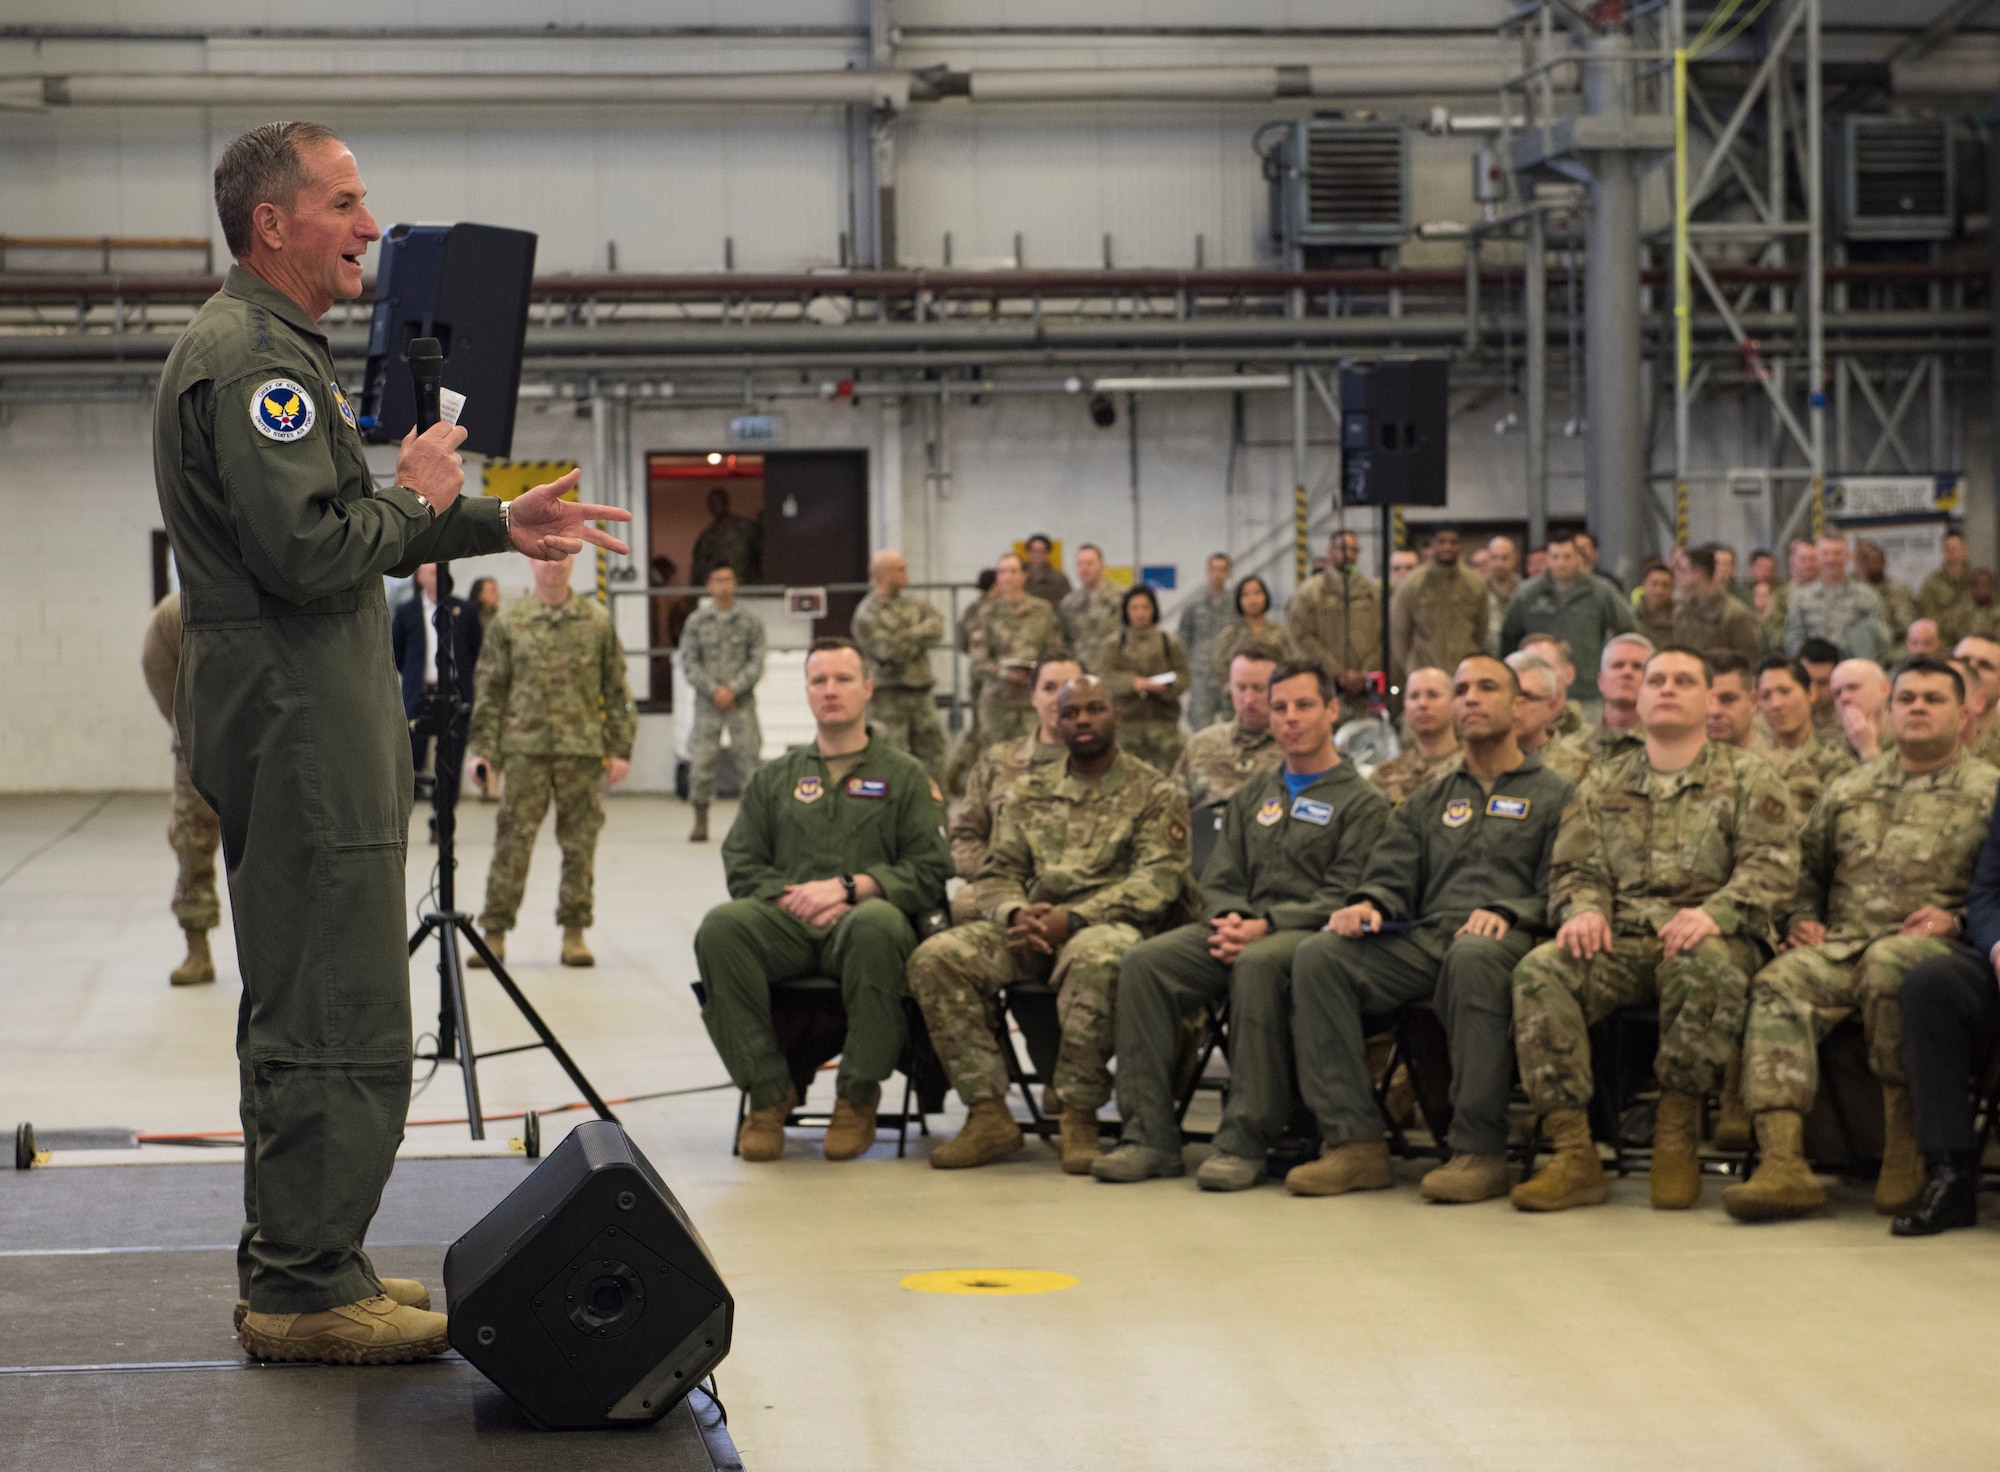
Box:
1095;586;1194;774
1209;575;1294;694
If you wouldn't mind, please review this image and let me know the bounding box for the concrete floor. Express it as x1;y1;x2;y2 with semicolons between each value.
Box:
6;790;2000;1471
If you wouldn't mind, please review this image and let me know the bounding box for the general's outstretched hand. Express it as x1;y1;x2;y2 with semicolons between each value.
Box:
508;468;633;560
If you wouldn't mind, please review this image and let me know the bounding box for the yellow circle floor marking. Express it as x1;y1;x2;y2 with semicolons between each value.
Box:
900;1269;1078;1296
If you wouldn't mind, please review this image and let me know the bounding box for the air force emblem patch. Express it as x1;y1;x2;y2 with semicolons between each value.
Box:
794;776;824;804
331;382;357;429
1256;796;1284;827
251;379;315;441
1442;797;1474;828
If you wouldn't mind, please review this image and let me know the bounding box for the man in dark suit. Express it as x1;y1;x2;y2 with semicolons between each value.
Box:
1891;790;2000;1236
391;562;482;809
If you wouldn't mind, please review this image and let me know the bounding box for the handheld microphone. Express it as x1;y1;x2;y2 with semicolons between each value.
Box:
408;336;443;433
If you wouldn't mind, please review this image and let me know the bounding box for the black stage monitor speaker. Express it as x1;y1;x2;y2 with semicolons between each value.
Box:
360;221;537;458
443;1120;733;1430
1339;359;1449;507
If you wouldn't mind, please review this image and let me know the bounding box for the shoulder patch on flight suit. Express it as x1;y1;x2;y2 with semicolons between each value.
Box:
1256;795;1284;827
1290;797;1333;826
795;775;824;803
331;382;357;429
1486;795;1531;819
846;777;888;799
251;379;315;441
1442;797;1474;828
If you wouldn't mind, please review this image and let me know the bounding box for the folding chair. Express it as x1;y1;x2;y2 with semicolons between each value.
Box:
689;977;950;1158
1366;1000;1455;1162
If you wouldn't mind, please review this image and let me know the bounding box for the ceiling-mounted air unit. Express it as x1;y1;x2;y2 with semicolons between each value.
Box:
1833;116;1955;241
1270;119;1411;253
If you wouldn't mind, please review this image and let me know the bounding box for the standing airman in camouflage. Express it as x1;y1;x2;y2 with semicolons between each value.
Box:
468;555;635;969
1725;658;2000;1222
1389;528;1488;692
1368;666;1462;806
1059;543;1125;674
948;654;1081;920
1093;658;1386;1187
142;590;222;986
1177;552;1238;732
681;564;767;842
1918;530;1976;645
908;676;1193;1174
690;485;763;584
1290;531;1383;721
1511;647;1799;1213
852;550;946;781
970;552;1066;752
1170;639;1287;814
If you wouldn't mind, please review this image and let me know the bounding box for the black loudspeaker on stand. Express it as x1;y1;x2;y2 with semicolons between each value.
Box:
1340;358;1450;692
400;335;617;1142
444;1119;734;1429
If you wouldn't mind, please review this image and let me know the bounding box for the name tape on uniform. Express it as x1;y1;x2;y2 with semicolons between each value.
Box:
1486;795;1531;819
846;777;888;799
1290;797;1333;826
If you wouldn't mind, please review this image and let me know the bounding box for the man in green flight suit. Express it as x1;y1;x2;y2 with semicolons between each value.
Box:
695;637;951;1164
153;122;627;1363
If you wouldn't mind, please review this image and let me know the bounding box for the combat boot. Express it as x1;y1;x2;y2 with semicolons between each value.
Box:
1419;1153;1510;1204
930;1100;1023;1169
238;1293;449;1366
1650;1091;1703;1210
1059;1108;1102;1175
236;1277;430;1333
1712;1053;1752;1152
1721;1110;1826;1221
1510;1111;1607;1212
170;928;215;987
1875;1085;1923;1216
1284;1140;1393;1197
1091;1142;1185;1183
467;928;504;970
823;1084;880;1161
737;1085;796;1163
561;927;594;968
1195;1151;1267;1192
689;804;710;842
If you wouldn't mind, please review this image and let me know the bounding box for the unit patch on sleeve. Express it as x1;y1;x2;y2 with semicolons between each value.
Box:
1290;797;1333;826
846;777;888;799
794;776;824;804
1485;795;1531;819
251;379;315;441
1256;796;1285;827
330;382;358;429
1442;797;1474;828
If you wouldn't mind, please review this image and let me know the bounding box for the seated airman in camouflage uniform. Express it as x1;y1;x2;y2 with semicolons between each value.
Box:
1368;666;1461;807
1505;651;1592;785
1567;632;1652;765
1511;646;1799;1213
1169;639;1287;816
1093;658;1387;1188
1753;654;1856;820
1725;658;2000;1222
947;654;1081;922
908;675;1193;1175
851;550;948;782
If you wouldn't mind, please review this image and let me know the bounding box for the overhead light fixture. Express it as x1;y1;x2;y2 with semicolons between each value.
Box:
707;451;723;465
1088;393;1116;429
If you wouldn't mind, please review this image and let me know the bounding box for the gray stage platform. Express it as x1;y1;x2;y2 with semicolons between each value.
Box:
0;1159;743;1471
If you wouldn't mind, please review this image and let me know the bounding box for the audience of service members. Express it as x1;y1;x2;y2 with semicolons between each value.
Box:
141;521;2000;1240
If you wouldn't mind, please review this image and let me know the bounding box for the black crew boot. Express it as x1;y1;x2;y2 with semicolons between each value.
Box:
1891;1153;1980;1237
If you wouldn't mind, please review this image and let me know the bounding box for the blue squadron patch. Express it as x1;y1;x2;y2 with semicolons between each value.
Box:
846;777;888;799
331;381;357;429
1486;795;1531;819
251;379;315;441
1442;797;1474;828
1256;796;1284;827
795;775;824;804
1290;797;1333;826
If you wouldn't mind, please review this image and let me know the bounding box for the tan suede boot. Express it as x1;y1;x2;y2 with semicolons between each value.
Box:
561;926;594;968
737;1086;796;1163
1875;1085;1924;1216
1650;1091;1703;1210
689;804;710;842
1419;1153;1510;1204
1284;1140;1394;1197
1059;1108;1102;1175
1713;1052;1752;1151
238;1294;449;1365
1511;1110;1608;1211
170;928;216;987
236;1277;430;1333
823;1084;881;1161
1721;1110;1826;1221
467;929;504;970
930;1100;1024;1169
